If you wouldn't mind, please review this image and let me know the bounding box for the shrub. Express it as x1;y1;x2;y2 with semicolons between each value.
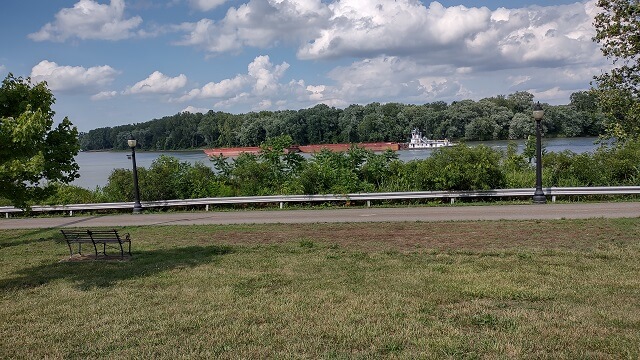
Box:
43;184;99;205
419;145;506;190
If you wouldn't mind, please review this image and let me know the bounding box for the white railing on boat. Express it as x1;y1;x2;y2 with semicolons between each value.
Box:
2;186;640;217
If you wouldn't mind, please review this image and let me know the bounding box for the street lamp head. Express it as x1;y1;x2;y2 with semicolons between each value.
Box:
533;101;544;121
127;135;137;149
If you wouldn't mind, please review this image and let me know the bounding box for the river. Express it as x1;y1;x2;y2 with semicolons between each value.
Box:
72;137;604;189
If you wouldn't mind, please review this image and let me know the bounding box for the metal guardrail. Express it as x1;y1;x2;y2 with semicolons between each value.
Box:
2;186;640;217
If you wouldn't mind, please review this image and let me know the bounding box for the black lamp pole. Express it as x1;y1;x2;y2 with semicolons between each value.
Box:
128;136;143;213
532;102;546;204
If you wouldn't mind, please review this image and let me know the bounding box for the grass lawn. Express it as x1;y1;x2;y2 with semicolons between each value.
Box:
1;218;639;359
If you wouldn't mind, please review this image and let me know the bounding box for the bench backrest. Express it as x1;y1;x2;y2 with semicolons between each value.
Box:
62;229;122;241
61;229;92;240
87;229;121;241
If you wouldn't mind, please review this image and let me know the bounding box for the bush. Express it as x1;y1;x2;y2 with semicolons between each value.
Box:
42;184;98;205
419;145;506;190
101;168;136;202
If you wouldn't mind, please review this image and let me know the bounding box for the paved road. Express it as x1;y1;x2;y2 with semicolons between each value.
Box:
1;202;639;229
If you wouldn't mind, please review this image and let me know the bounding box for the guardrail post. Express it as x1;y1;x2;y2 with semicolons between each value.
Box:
69;210;73;217
280;202;284;209
367;200;371;207
552;196;556;203
4;213;8;219
205;204;209;212
451;198;455;204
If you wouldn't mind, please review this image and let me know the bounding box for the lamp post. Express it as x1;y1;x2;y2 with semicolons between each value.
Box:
127;136;143;213
532;102;546;204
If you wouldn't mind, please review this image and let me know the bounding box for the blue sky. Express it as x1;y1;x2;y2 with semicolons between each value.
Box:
0;0;607;132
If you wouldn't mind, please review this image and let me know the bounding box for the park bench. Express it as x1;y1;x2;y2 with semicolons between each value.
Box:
60;229;132;259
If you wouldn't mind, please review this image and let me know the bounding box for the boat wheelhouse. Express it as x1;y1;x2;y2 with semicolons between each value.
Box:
406;129;454;149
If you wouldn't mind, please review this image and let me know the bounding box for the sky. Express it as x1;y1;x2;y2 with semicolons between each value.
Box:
0;0;609;132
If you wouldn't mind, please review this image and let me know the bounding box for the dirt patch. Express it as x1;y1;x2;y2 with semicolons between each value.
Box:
60;253;132;262
143;219;640;253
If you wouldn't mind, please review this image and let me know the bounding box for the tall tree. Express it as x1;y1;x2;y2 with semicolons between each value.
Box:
593;0;640;140
0;74;80;208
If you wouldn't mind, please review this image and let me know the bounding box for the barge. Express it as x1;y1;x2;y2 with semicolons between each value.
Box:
204;142;401;157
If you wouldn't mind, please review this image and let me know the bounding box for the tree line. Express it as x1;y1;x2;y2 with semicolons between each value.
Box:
79;91;606;151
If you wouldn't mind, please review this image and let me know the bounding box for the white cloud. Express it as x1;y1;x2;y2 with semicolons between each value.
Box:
91;90;118;100
176;55;290;104
467;1;602;70
256;99;272;110
188;0;228;11
30;60;119;93
178;75;249;101
306;85;325;101
175;0;600;74
175;0;329;53
28;0;143;42
509;75;532;87
182;105;210;113
326;56;430;102
126;71;188;94
532;86;576;103
248;55;289;95
295;0;601;72
299;0;491;59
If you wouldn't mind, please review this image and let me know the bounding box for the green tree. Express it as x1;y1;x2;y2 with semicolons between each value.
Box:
0;74;80;208
465;117;500;141
506;91;535;113
508;113;535;139
593;0;640;140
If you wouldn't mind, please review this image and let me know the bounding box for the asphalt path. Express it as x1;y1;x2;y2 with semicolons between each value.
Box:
1;202;639;229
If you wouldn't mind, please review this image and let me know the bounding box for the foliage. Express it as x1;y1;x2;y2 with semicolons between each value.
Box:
79;91;604;152
543;140;640;186
411;145;506;191
101;168;137;202
593;0;640;140
0;74;80;208
42;184;100;205
48;136;640;204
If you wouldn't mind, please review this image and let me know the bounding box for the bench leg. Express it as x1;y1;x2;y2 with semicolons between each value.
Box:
66;241;73;256
103;243;107;256
92;242;98;259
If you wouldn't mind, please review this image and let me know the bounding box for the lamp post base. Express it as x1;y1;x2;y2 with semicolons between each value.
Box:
133;203;143;214
533;190;546;204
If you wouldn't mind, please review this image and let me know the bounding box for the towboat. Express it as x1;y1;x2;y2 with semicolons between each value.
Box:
406;129;454;149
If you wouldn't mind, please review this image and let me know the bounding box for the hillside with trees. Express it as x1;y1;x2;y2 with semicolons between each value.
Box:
79;91;606;151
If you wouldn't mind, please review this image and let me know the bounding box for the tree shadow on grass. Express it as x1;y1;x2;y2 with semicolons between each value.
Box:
0;245;233;291
0;216;102;249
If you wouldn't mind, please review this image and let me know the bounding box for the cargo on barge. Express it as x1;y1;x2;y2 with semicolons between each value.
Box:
203;142;401;157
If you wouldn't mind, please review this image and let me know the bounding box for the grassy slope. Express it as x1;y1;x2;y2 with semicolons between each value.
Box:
1;219;639;359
